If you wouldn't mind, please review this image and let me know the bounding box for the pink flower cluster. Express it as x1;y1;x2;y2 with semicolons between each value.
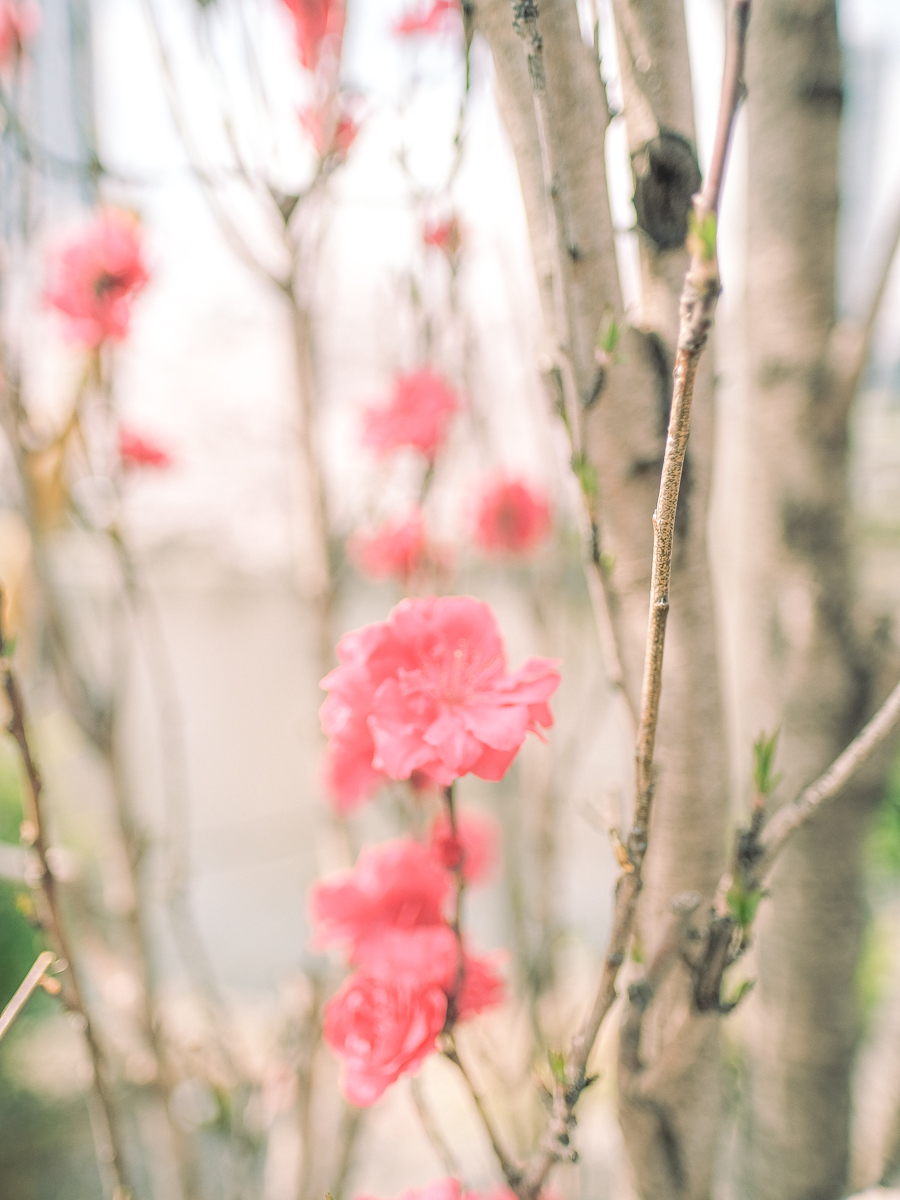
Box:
473;478;552;557
118;426;173;471
357;1182;519;1200
44;209;150;349
320;595;560;813
393;0;460;36
278;0;344;72
361;369;461;461
348;510;429;584
0;0;40;70
298;97;358;161
314;838;504;1105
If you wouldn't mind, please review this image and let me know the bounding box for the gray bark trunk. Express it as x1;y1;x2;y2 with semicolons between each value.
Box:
737;2;884;1195
475;2;728;1195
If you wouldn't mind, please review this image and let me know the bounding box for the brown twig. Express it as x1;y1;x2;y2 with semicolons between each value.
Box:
442;1033;523;1186
1;598;133;1200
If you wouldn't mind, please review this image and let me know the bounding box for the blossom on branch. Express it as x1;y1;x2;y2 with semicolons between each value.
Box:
473;477;552;556
423;215;462;261
320;596;560;807
0;0;40;70
298;97;358;161
361;370;461;460
348;509;428;583
278;0;344;71
44;210;150;348
393;0;460;36
429;808;499;885
118;426;173;470
323;971;447;1106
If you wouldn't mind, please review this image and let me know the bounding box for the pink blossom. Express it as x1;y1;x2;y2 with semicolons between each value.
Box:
473;478;552;556
0;1;40;70
320;597;559;799
429;809;499;885
298;98;358;160
349;510;428;583
310;839;450;953
351;924;505;1020
361;370;461;461
320;623;390;812
393;0;460;36
118;426;172;471
423;215;462;260
279;0;344;71
44;210;150;348
358;1180;462;1200
323;971;447;1106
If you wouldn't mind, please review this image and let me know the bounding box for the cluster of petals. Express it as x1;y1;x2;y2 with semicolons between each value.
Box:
348;509;429;583
118;426;173;471
356;1181;521;1200
298;97;358;161
429;808;499;885
278;0;344;72
44;209;150;349
319;595;560;811
473;477;552;556
361;369;461;461
314;839;504;1105
393;0;460;36
0;0;40;70
423;215;462;260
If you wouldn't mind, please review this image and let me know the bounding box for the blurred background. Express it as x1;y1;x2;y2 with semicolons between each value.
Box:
1;0;900;1197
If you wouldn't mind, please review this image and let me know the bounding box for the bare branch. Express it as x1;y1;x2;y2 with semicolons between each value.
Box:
0;951;56;1043
758;673;900;875
410;1076;462;1179
442;1034;523;1188
1;597;133;1200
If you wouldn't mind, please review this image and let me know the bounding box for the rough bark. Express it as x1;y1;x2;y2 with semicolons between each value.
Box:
476;2;728;1195
737;2;884;1195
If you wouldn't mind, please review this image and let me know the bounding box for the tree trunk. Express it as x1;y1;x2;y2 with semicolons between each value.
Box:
737;2;883;1195
475;2;728;1194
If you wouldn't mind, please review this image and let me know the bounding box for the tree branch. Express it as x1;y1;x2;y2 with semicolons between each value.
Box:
758;672;900;877
1;597;133;1200
0;951;56;1043
442;1034;523;1188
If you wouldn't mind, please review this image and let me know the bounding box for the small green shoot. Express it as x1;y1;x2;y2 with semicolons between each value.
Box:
548;1049;567;1085
726;882;764;930
688;210;717;263
753;730;782;797
571;452;597;499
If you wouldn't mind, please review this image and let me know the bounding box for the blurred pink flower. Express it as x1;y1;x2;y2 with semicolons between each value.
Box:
118;426;172;471
279;0;344;71
44;209;150;348
0;1;40;70
473;477;552;556
298;98;358;160
348;509;427;582
323;971;447;1106
429;808;499;885
361;370;461;460
393;0;460;36
357;1182;461;1200
423;215;462;260
310;839;450;953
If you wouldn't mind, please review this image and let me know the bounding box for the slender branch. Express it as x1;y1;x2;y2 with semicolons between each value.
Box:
442;1033;523;1187
1;599;133;1200
758;673;900;877
410;1076;462;1179
0;951;56;1043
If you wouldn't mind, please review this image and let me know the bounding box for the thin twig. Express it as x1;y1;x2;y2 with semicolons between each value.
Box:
0;951;56;1043
758;673;900;877
442;1033;522;1186
1;599;133;1200
410;1075;462;1179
